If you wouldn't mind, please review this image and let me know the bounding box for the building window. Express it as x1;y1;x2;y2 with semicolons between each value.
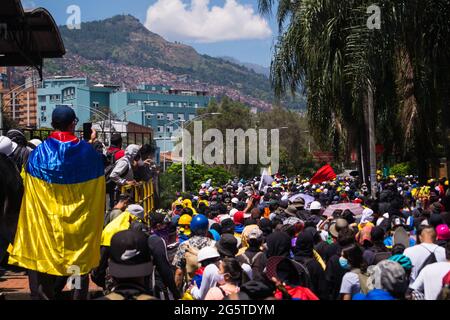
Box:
178;102;182;107
40;115;47;122
41;105;46;111
170;102;174;107
92;102;99;108
157;113;164;120
189;114;195;121
167;126;173;133
157;126;164;133
50;95;61;103
166;113;173;120
194;103;198;108
62;87;75;100
178;114;185;121
38;95;46;103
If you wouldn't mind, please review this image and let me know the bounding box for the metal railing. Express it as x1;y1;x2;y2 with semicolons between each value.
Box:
120;180;155;221
0;128;153;147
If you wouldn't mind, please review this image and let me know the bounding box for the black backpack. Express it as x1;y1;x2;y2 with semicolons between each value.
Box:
291;259;313;289
105;150;122;191
239;251;264;269
417;245;438;275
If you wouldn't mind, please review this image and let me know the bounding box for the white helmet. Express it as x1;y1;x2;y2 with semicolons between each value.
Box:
197;246;220;262
310;201;322;210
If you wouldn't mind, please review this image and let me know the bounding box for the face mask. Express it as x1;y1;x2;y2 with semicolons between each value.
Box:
339;257;350;270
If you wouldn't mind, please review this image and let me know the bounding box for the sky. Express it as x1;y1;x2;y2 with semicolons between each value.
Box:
21;0;278;67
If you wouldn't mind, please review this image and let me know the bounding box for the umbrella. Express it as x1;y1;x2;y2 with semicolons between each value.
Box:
322;203;364;217
289;193;315;207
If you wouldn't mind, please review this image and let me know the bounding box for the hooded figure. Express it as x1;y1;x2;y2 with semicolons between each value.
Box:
265;231;292;258
293;231;328;300
110;144;140;186
6;129;31;171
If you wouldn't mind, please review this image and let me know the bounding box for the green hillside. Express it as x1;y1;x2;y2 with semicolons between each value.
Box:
56;15;272;101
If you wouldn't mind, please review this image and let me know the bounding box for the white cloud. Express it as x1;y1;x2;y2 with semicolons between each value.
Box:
145;0;272;43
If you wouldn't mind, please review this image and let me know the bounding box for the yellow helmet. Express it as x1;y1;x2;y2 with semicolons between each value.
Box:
173;197;183;207
178;214;192;226
446;181;449;186
218;188;223;193
316;188;322;193
182;199;193;208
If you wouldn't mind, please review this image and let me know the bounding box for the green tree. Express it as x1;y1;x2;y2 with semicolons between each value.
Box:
258;0;450;182
159;163;233;207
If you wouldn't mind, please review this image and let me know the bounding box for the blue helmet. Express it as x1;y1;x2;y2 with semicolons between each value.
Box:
190;214;209;233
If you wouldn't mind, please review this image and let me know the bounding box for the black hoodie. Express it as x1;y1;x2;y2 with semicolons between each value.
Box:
293;231;328;300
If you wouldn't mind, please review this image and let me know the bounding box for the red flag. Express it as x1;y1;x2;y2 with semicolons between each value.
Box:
310;164;336;184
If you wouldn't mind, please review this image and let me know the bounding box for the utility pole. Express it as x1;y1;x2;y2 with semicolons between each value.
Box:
368;81;377;199
181;120;185;193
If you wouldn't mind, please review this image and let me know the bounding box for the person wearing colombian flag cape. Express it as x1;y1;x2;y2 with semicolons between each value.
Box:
8;106;105;299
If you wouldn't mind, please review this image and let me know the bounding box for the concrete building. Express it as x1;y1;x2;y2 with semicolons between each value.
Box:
37;77;212;151
37;76;116;129
0;68;38;128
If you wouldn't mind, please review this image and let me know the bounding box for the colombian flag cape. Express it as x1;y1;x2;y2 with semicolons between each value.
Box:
8;132;105;276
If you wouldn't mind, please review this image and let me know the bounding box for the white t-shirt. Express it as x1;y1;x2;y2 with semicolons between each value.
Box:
404;243;447;284
339;272;361;296
410;261;450;300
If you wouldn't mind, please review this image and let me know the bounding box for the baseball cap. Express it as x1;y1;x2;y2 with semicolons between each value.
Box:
436;224;450;241
231;197;239;205
52;105;77;128
247;227;263;240
108;229;152;278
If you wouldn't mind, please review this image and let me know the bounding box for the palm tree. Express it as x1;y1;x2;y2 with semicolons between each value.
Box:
259;0;450;182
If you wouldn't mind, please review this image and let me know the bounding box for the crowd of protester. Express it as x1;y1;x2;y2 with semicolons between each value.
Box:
1;106;450;301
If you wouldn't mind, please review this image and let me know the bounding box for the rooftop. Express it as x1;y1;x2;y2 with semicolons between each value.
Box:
0;0;65;78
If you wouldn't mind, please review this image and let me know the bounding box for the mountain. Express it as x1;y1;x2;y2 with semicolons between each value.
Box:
49;15;273;103
219;56;270;78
